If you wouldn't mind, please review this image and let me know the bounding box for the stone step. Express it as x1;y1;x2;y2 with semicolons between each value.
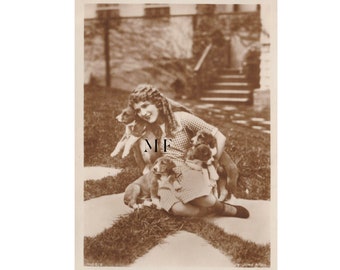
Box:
202;89;251;98
199;97;250;103
204;89;251;94
220;68;242;75
211;82;251;90
217;74;247;82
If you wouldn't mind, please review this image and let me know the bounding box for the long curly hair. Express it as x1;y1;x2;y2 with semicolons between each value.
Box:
129;84;191;137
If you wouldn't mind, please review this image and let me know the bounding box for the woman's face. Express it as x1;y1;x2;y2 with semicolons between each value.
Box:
133;101;159;123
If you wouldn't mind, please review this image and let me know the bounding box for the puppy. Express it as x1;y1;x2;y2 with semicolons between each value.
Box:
185;144;219;197
185;144;212;167
110;106;144;158
152;156;181;191
123;157;177;210
110;107;160;174
191;130;239;201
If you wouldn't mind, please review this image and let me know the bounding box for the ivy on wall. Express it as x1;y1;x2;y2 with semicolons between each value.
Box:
193;5;261;61
230;13;261;37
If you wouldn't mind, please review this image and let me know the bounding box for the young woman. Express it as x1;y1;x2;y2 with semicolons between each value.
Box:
128;84;249;218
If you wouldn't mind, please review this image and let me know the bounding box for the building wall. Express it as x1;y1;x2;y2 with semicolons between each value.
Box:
258;4;271;92
84;16;194;90
110;16;193;65
84;4;196;19
84;4;262;91
238;5;258;12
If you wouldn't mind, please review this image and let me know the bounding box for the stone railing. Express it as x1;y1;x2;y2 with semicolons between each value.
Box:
192;36;230;98
242;46;260;89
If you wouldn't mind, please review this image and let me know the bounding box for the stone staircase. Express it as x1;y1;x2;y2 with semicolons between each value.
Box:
199;68;254;105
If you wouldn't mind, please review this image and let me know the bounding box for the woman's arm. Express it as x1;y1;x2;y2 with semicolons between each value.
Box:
214;130;226;159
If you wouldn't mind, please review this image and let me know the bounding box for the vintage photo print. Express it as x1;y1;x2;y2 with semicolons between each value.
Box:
76;1;276;269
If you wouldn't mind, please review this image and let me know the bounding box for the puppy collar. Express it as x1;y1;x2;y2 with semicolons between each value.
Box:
126;120;136;127
206;157;214;165
185;160;203;171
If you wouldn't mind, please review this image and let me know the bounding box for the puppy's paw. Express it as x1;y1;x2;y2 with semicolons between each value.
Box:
122;149;130;158
143;200;153;207
218;189;229;202
110;150;119;157
151;198;161;210
173;181;182;191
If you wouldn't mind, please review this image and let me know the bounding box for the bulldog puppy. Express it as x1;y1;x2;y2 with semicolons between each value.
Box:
191;130;239;201
185;144;219;198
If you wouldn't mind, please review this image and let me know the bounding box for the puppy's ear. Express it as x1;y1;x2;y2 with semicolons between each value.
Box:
126;105;135;113
170;160;176;170
202;146;212;160
167;166;175;175
185;148;194;160
205;133;216;148
166;159;176;173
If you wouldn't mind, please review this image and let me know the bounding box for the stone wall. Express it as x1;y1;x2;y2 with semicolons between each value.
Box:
84;9;261;94
259;43;270;91
84;22;105;85
84;16;193;91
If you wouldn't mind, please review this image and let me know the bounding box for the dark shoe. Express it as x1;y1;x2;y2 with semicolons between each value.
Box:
224;203;249;219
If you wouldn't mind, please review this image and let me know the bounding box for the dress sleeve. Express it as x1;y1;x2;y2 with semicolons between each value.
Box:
178;111;218;136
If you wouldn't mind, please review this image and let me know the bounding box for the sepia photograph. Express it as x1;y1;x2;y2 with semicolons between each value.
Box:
76;1;276;269
3;1;340;270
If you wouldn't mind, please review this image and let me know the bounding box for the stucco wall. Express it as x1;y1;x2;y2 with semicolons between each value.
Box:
84;16;193;90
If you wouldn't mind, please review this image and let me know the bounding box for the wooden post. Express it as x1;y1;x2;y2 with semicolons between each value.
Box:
103;10;111;89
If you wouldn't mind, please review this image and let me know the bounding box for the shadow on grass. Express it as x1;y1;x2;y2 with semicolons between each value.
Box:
84;208;270;267
84;167;141;201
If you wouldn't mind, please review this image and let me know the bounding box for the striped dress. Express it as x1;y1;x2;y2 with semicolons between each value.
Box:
157;111;219;211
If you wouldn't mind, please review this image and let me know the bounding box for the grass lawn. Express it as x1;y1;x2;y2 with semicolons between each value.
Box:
84;208;270;267
83;85;271;266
